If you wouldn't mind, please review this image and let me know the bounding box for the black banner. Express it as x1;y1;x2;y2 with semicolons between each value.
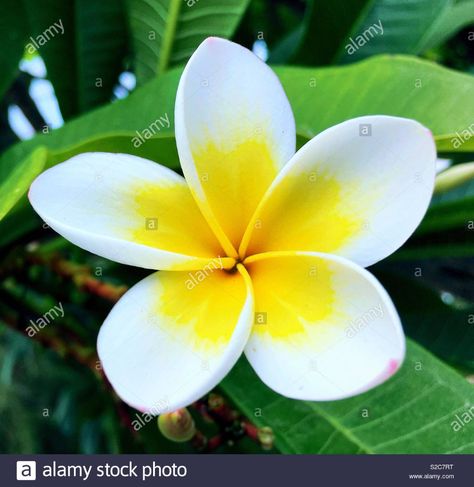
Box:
3;454;472;486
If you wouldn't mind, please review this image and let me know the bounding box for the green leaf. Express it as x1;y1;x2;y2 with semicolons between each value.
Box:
241;0;303;63
49;55;474;155
435;162;474;193
277;0;474;66
221;340;474;453
0;147;47;221
376;271;474;370
23;0;128;119
432;134;474;153
276;0;374;65
46;133;179;170
274;56;474;149
0;201;40;248
20;53;473;167
389;231;474;260
0;68;180;232
395;163;474;261
0;0;29;99
3;55;474;234
416;163;474;235
339;0;474;63
268;25;304;64
2;67;180;173
126;0;251;84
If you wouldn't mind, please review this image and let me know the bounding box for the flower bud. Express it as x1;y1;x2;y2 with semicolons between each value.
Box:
157;408;196;442
258;426;274;450
208;393;224;409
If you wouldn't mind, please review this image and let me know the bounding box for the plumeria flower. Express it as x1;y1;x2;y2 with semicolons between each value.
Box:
29;37;436;413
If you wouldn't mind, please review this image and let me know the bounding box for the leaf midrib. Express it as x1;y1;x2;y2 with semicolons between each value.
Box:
305;403;373;454
413;0;452;53
158;0;182;75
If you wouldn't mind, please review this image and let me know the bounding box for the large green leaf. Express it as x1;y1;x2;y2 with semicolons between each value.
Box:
23;0;128;119
387;234;474;261
339;0;474;63
274;56;474;150
0;202;41;248
418;163;474;235
273;0;474;65
126;0;250;84
435;162;474;193
271;0;373;65
395;163;474;260
0;147;46;221
0;68;180;244
1;67;180;172
221;340;474;453
3;55;474;238
375;271;474;369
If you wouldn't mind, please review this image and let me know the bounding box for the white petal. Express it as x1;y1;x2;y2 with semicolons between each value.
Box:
175;37;295;253
29;153;233;271
242;116;436;267
244;251;405;400
98;266;253;413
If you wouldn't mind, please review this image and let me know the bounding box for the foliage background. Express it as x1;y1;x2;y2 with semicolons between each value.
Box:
1;0;474;454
